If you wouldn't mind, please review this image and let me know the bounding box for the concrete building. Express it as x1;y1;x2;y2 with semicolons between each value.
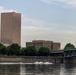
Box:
52;42;61;50
0;12;21;46
26;40;61;50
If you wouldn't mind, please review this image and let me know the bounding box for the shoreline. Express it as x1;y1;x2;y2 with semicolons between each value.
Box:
0;56;75;64
0;56;62;64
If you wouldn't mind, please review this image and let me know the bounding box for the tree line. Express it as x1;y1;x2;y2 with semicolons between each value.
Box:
0;43;75;56
0;43;50;56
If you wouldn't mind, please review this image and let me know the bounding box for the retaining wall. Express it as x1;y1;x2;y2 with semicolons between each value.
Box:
0;56;64;64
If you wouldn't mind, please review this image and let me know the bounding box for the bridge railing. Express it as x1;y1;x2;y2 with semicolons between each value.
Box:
51;49;76;58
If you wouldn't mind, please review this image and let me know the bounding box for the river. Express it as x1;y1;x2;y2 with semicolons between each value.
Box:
0;63;76;75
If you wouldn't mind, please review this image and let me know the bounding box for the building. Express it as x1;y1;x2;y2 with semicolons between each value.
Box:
0;12;21;46
26;40;61;50
52;42;60;50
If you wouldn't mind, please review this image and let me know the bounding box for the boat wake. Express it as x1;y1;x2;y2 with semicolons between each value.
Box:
34;62;53;65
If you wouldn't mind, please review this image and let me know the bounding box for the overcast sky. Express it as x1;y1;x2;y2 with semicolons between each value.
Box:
0;0;76;49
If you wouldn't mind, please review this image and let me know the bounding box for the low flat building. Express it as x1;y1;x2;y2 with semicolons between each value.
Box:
26;40;61;50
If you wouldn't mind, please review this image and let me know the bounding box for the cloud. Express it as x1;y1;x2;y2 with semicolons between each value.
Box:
0;6;16;12
40;0;76;7
22;15;45;27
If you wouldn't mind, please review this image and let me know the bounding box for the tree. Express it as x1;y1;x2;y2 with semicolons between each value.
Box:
0;43;7;55
37;47;50;56
24;46;37;56
7;43;21;55
64;43;76;50
20;47;26;56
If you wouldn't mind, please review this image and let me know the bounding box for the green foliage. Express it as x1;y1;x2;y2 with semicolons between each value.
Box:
64;43;76;50
24;46;37;56
20;47;26;56
1;43;75;56
0;43;7;55
7;43;21;55
37;47;50;56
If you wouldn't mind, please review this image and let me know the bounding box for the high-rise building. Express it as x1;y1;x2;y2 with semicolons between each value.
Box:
26;40;61;50
0;12;21;46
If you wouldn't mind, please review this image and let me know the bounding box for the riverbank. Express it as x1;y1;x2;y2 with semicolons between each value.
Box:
0;56;75;64
0;56;64;64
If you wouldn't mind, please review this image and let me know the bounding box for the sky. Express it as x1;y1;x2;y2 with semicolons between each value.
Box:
0;0;76;49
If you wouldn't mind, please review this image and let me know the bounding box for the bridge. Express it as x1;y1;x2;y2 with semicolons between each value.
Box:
51;49;76;57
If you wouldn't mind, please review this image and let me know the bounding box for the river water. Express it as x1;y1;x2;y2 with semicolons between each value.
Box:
0;63;76;75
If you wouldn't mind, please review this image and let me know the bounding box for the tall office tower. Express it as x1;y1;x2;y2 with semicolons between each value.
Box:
0;12;21;46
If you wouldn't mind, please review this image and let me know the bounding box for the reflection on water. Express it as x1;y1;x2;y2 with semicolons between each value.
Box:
0;64;20;75
0;63;76;75
60;64;76;75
